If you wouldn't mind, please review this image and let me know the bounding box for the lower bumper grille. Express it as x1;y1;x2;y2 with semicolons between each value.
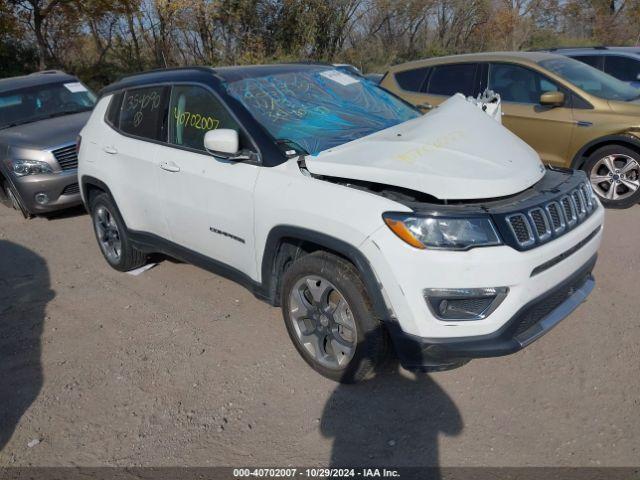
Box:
512;265;593;337
61;183;80;196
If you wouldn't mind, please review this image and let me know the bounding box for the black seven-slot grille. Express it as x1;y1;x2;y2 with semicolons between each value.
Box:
504;182;596;249
51;144;78;171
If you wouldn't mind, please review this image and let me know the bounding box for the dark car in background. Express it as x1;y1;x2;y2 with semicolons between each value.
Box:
0;70;96;217
547;46;640;88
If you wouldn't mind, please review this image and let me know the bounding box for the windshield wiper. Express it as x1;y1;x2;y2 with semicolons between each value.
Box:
0;119;37;130
45;108;92;119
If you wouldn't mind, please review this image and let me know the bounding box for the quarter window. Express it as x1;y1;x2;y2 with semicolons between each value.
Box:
488;63;559;104
105;92;123;127
168;85;241;152
604;56;640;83
426;64;477;96
119;86;168;140
394;67;431;92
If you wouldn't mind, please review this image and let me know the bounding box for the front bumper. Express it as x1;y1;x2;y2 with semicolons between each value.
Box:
387;254;596;370
13;170;81;214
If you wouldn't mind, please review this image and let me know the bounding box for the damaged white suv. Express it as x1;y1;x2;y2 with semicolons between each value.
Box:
78;64;604;382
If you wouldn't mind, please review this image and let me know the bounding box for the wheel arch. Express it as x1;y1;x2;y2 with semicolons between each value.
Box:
571;134;640;170
260;226;390;322
81;175;113;210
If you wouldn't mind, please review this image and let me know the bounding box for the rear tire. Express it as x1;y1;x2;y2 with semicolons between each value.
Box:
89;192;146;272
281;251;389;383
584;145;640;209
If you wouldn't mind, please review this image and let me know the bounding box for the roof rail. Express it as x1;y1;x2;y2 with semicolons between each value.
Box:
547;46;608;51
30;69;67;75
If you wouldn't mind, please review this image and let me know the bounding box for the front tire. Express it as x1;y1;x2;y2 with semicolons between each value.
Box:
281;251;389;383
584;145;640;209
90;193;146;272
1;179;31;218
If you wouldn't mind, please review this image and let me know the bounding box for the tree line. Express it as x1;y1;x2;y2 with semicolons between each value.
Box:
2;0;639;89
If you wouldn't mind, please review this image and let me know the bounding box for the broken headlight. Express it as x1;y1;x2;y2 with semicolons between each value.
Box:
383;213;502;250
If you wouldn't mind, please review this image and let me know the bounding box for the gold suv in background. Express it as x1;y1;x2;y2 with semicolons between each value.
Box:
381;52;640;208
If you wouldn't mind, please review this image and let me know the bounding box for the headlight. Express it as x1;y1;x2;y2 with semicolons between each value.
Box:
383;212;502;250
11;159;54;177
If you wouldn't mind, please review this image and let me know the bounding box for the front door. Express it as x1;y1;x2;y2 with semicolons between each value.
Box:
488;63;576;166
156;84;259;278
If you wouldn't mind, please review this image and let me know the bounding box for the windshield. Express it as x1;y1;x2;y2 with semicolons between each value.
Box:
538;57;640;101
223;67;420;155
0;81;96;129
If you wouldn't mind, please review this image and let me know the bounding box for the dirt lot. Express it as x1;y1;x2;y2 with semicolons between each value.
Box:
0;203;638;468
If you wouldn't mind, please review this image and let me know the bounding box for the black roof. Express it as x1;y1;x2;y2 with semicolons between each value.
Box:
0;71;77;94
99;63;332;96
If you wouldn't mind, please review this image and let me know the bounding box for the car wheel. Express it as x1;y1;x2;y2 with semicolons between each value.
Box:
281;251;389;383
2;181;19;210
1;179;31;217
584;145;640;209
90;192;147;272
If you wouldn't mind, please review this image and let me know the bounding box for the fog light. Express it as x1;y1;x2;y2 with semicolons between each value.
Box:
424;287;509;321
35;192;50;205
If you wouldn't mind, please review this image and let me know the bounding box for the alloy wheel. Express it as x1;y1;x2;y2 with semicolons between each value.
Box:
589;154;640;202
93;205;122;263
288;275;357;370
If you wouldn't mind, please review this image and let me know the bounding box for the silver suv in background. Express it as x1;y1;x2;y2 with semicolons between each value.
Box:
0;71;96;217
547;46;640;88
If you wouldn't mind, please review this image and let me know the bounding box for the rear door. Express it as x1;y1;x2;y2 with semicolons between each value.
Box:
423;63;481;107
487;62;576;166
387;63;481;111
157;84;259;277
104;85;172;238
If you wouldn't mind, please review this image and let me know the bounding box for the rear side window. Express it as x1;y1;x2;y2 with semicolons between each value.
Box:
394;67;431;92
427;64;477;96
119;86;169;141
105;92;123;127
604;56;640;83
572;55;603;70
168;85;243;152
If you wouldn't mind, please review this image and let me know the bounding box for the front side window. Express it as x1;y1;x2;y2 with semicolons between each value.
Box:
119;86;168;140
426;64;477;97
0;81;96;130
223;67;420;155
168;85;241;152
538;57;639;101
488;63;559;104
394;67;431;92
604;56;640;83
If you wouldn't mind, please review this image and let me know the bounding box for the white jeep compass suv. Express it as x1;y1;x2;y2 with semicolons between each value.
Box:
78;65;604;383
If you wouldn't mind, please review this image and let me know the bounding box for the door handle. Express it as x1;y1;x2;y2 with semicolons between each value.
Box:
103;146;118;154
159;161;181;172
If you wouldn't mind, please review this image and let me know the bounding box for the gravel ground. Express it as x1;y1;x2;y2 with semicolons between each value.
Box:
0;204;638;467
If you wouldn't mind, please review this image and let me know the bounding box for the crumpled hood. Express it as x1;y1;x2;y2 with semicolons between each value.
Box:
305;94;545;200
0;111;90;150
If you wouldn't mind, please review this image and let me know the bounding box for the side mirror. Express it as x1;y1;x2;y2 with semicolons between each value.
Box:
540;91;565;107
416;102;434;113
204;129;239;156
